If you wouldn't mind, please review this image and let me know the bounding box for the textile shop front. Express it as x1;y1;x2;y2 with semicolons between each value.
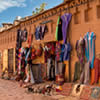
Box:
15;12;100;87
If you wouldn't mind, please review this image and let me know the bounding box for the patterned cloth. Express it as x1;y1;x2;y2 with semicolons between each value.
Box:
75;38;86;65
58;83;73;96
80;86;92;100
91;87;100;99
84;32;96;69
55;42;61;61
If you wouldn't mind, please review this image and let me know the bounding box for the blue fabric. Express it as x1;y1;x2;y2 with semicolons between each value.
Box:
91;32;96;69
25;47;31;63
63;43;71;61
60;44;65;62
85;32;96;68
35;26;41;40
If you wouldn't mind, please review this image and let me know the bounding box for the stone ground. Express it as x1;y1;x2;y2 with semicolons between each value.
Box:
0;79;72;100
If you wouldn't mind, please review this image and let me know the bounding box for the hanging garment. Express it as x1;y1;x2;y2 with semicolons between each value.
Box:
84;32;96;69
64;61;69;81
76;38;86;65
55;58;58;76
24;64;30;83
55;16;60;41
44;43;55;63
80;61;90;84
63;43;71;61
18;48;22;74
16;29;22;59
25;48;31;62
40;25;48;40
35;26;41;40
49;63;55;81
35;45;43;57
94;58;100;83
22;29;27;41
58;62;63;75
55;16;63;41
60;44;65;62
31;47;36;60
30;65;35;84
38;64;43;83
73;61;81;82
55;60;65;76
61;13;72;43
47;58;52;79
55;42;61;61
27;34;33;48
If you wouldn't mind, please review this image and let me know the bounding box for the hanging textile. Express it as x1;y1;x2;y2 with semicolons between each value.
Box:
75;39;86;65
75;38;90;84
94;58;100;83
55;16;63;41
40;25;48;40
63;43;71;61
22;29;27;42
16;29;22;59
55;42;61;61
61;13;72;43
35;26;41;40
73;61;81;82
27;34;33;48
84;32;96;68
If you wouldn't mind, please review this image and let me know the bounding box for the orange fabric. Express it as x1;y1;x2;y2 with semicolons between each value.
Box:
99;77;100;86
90;68;95;85
64;61;69;81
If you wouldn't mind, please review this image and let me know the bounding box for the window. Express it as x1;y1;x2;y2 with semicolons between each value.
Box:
84;8;93;22
74;11;80;24
97;5;100;19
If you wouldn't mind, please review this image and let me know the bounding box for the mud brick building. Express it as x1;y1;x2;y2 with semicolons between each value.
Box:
0;0;100;81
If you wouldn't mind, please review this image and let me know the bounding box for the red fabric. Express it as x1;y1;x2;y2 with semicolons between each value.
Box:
27;34;32;48
31;48;36;60
94;58;100;83
80;86;92;100
35;45;43;56
57;83;73;96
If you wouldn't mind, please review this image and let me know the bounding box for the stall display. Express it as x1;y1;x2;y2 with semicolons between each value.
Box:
74;32;96;85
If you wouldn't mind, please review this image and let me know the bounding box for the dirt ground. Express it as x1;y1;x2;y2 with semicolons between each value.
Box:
0;79;68;100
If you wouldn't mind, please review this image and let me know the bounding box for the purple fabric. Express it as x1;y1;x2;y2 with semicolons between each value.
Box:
61;13;72;43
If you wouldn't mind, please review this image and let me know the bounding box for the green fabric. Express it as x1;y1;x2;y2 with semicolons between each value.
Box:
55;16;60;41
73;61;81;82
